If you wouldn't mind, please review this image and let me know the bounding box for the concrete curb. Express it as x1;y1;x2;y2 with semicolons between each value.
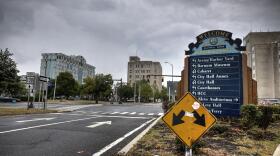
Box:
273;144;280;156
118;115;163;154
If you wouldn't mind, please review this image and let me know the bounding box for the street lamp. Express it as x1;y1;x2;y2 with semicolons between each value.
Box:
164;61;174;102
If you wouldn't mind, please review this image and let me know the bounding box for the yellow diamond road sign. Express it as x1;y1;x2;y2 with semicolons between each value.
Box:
162;92;217;148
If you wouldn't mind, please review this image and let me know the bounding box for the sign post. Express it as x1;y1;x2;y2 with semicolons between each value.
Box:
162;92;217;149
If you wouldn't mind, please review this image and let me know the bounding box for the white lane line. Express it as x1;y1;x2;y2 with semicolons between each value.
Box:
86;121;112;128
138;113;145;115
158;113;163;116
92;118;155;156
120;112;129;115
130;112;136;115
16;118;55;123
147;113;154;116
93;115;149;119
101;112;110;115
91;111;102;114
0;116;99;134
119;115;163;154
110;112;119;114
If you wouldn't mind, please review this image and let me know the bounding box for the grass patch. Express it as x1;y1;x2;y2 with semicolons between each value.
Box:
0;108;57;116
125;120;280;156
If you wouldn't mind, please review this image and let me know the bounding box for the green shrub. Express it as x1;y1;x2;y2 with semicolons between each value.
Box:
240;104;262;129
272;114;280;122
258;106;273;130
208;124;229;135
247;127;277;140
271;105;280;114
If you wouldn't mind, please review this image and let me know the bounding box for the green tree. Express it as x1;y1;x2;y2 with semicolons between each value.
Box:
82;74;113;103
160;86;168;101
118;84;133;102
0;48;26;97
135;80;153;102
93;74;113;103
56;72;79;99
81;76;95;100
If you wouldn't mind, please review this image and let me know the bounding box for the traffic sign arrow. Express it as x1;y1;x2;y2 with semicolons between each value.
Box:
172;110;185;126
172;110;206;127
86;121;112;128
192;110;206;127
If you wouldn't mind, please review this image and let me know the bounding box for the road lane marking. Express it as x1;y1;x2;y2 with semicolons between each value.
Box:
93;115;149;119
86;121;112;128
147;113;154;116
0;117;100;134
130;112;136;115
16;118;56;123
119;115;163;154
50;113;64;115
92;118;155;156
101;112;110;114
91;111;102;114
120;112;129;115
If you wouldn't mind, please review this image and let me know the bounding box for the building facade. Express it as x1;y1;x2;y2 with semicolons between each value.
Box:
40;53;95;84
244;32;280;99
127;56;162;91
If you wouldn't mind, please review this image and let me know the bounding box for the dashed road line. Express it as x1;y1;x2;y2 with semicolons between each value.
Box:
92;118;155;156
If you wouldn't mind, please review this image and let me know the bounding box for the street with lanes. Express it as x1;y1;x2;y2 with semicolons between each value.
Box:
0;103;162;156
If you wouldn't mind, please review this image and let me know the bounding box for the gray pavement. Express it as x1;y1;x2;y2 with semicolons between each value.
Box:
0;103;163;156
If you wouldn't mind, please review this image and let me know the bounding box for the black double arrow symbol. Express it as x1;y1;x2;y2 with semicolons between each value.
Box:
172;110;206;127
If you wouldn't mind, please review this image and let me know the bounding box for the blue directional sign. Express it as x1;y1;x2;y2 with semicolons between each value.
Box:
188;53;243;117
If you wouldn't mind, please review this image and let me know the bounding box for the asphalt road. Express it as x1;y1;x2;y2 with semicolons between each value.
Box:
0;103;163;156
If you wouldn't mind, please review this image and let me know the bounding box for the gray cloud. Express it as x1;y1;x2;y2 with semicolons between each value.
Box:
0;0;279;83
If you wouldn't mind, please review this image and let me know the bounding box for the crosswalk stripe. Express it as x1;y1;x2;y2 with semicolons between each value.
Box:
91;111;100;114
147;113;154;116
130;112;136;115
111;112;119;114
101;112;110;114
138;113;145;115
158;113;163;116
120;112;129;115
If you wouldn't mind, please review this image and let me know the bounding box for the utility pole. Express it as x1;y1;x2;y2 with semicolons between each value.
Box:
53;77;57;100
134;82;136;104
43;59;47;110
138;84;141;103
165;61;174;102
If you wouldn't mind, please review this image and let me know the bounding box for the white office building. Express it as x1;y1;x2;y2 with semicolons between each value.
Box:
40;53;95;84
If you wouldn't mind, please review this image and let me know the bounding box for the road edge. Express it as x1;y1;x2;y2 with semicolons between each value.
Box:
118;115;163;154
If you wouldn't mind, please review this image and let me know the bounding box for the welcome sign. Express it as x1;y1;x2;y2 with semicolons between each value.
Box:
186;30;246;117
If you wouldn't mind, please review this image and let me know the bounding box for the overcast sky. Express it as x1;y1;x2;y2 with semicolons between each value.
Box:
1;0;280;85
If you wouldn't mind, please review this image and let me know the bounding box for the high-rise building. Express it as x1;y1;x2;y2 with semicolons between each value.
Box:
127;56;162;91
243;32;280;100
40;53;95;84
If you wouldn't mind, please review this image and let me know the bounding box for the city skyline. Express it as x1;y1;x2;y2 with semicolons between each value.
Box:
1;0;279;83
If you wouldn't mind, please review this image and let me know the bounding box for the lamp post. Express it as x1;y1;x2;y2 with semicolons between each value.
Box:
165;61;174;102
44;58;48;110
